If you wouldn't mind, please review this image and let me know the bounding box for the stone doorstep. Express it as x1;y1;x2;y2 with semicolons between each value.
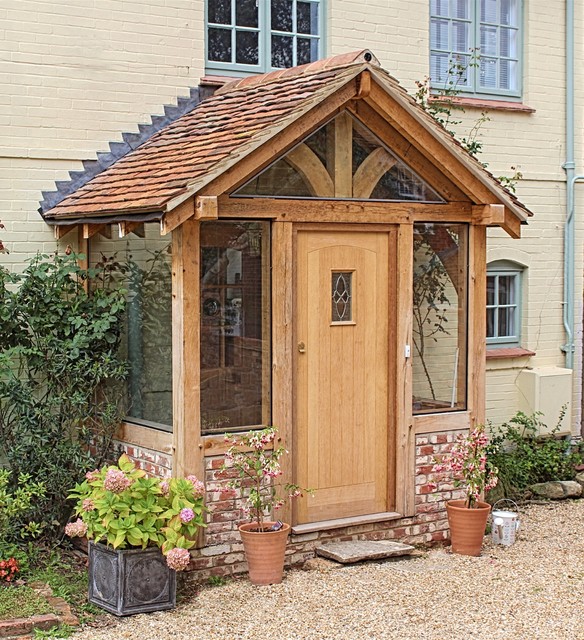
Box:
0;583;79;639
315;540;416;564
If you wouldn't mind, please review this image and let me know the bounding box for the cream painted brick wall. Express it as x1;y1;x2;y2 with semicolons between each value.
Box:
1;0;583;432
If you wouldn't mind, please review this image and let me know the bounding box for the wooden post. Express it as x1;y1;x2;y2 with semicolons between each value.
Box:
395;224;415;516
171;220;203;480
468;225;487;426
271;222;294;525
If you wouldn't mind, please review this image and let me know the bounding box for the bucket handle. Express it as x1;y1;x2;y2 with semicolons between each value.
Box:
491;498;520;531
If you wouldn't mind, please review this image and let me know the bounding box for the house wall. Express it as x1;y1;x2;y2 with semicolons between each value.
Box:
2;1;582;435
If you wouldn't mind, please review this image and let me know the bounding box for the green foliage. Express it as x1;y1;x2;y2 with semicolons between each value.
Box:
0;252;128;540
67;454;205;556
208;575;227;587
0;585;56;620
0;469;46;546
487;410;582;499
33;626;74;639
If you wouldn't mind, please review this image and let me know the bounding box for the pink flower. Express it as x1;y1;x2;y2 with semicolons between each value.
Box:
180;508;195;523
82;498;95;512
103;468;132;493
159;480;170;496
166;547;191;571
186;475;205;498
85;469;99;482
65;518;88;538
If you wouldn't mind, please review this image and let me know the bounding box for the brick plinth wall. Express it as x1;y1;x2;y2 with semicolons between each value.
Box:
185;430;466;579
114;430;465;579
114;440;172;479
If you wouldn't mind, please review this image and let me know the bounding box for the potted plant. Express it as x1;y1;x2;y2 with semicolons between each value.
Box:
432;425;498;556
222;427;311;585
66;454;205;615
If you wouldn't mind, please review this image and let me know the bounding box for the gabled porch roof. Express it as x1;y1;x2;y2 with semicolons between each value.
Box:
40;50;532;237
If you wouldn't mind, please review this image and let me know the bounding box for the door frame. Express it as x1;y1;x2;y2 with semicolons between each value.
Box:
290;222;401;527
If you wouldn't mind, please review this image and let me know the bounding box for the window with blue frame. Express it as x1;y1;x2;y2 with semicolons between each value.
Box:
430;0;522;99
487;261;523;347
206;0;324;74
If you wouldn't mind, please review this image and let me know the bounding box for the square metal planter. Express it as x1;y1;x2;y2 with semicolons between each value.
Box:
88;541;176;616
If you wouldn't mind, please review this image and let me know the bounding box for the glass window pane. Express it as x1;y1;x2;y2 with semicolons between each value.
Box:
430;52;451;83
208;0;231;24
480;25;498;56
236;0;258;27
501;0;517;26
297;37;317;65
499;59;516;90
272;34;294;67
487;275;495;305
271;0;293;32
89;225;173;431
498;275;515;304
412;223;468;414
332;272;353;322
431;0;450;17
297;1;319;34
480;56;498;88
431;18;450;49
452;21;470;52
498;307;515;337
236;30;259;65
500;27;517;57
208;27;232;63
481;0;498;23
487;307;495;338
200;222;270;433
453;0;470;19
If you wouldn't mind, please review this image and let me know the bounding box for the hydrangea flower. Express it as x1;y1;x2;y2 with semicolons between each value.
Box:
180;508;195;523
82;498;95;512
159;479;170;496
186;475;205;498
166;547;190;571
65;518;88;538
103;468;132;493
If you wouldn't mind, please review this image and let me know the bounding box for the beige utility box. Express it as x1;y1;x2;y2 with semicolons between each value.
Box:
516;367;572;435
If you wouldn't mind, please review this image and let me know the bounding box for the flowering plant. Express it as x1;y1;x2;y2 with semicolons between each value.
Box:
432;425;498;508
222;427;312;531
66;454;205;571
0;557;19;584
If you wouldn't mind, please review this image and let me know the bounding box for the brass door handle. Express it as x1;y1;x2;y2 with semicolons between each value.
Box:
298;341;306;353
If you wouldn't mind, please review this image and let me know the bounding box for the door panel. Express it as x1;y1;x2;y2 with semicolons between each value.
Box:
296;230;390;523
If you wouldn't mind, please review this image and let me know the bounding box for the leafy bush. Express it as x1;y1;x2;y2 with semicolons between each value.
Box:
487;410;582;499
0;252;127;540
0;469;45;547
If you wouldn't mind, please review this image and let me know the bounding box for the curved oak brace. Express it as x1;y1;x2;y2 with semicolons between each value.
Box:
285;143;334;197
352;147;397;199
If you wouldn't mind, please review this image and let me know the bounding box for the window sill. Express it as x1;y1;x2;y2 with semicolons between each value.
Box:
430;96;535;113
486;347;536;360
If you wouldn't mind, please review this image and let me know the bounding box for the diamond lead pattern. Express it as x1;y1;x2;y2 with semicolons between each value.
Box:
332;272;352;322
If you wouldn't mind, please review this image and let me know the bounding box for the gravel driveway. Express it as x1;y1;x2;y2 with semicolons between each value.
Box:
72;500;584;640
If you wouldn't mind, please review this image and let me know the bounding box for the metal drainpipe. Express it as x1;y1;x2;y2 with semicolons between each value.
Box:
562;0;575;368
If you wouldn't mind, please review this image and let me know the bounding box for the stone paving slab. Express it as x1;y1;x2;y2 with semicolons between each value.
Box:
315;540;415;564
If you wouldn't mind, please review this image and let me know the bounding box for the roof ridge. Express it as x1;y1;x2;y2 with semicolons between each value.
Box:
38;87;211;215
215;49;380;96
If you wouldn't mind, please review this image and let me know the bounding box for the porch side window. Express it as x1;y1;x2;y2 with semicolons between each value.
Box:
200;221;271;434
412;223;468;414
89;224;173;431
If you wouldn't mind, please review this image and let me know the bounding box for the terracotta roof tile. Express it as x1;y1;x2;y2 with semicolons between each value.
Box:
42;49;531;224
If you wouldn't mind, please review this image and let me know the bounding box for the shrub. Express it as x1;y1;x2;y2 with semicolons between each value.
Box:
0;469;45;547
0;252;127;540
487;409;582;499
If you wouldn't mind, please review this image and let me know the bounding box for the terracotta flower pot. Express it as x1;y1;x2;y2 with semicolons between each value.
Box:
446;499;491;557
238;521;290;585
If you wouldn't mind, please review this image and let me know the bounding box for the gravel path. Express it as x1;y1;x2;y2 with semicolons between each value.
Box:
72;500;584;640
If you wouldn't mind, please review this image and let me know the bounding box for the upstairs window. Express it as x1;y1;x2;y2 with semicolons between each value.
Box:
430;0;521;98
206;0;324;74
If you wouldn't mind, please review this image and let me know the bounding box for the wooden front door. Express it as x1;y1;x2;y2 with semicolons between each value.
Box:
295;228;393;524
